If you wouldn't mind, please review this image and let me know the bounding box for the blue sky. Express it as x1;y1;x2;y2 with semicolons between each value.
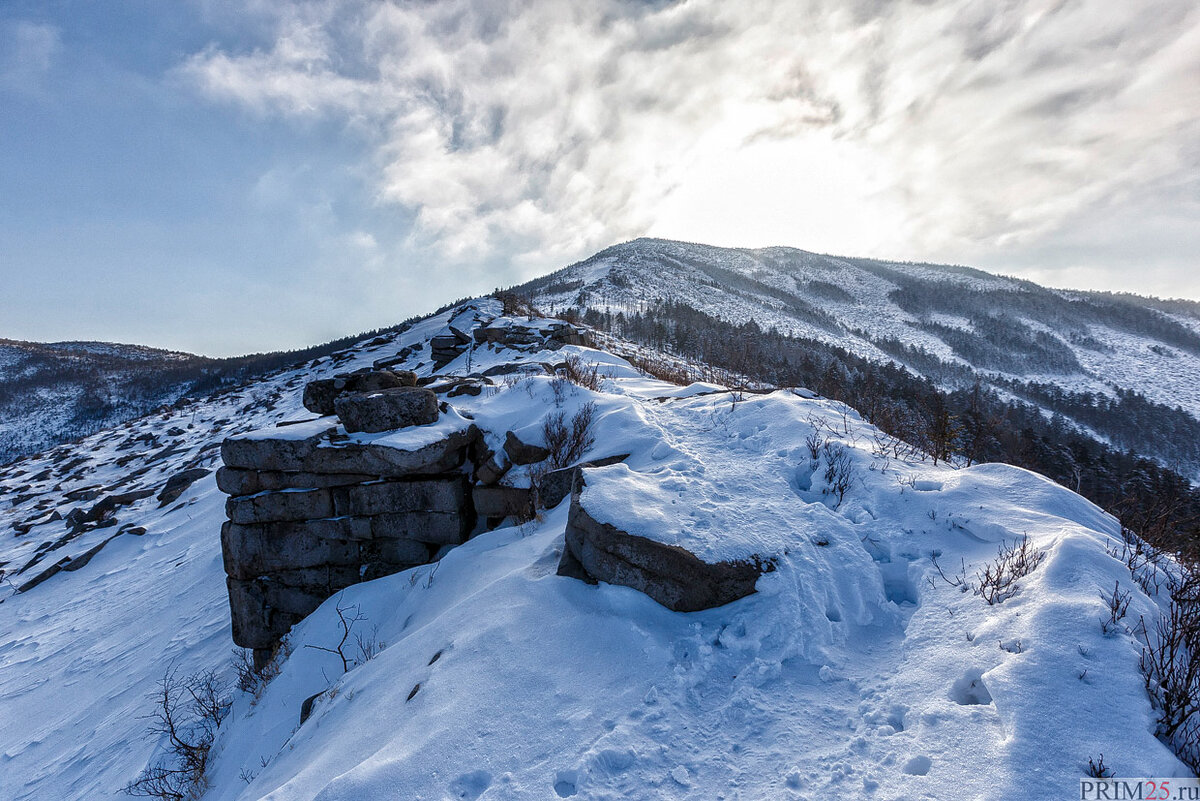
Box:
2;1;1197;356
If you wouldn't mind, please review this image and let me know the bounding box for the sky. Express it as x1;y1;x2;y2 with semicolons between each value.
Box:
1;0;1197;356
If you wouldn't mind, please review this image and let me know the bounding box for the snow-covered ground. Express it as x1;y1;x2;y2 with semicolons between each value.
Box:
0;300;1188;800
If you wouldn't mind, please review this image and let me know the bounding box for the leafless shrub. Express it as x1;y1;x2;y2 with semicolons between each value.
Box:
1139;571;1200;772
1086;754;1114;778
805;431;826;461
931;551;968;591
628;353;690;386
231;648;276;696
973;535;1045;605
561;354;602;391
123;667;229;800
305;596;369;674
821;441;855;507
543;402;596;469
1100;580;1133;635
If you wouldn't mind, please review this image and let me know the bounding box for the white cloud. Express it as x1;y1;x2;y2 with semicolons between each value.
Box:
180;0;1200;293
0;20;61;94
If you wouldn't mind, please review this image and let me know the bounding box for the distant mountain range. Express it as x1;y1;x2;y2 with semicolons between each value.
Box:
0;327;409;465
517;238;1200;478
5;238;1199;479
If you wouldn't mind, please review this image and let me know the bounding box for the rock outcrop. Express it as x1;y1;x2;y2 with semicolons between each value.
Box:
557;471;767;612
219;393;479;666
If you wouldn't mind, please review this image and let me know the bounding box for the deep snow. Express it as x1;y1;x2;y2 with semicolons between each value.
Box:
0;300;1188;800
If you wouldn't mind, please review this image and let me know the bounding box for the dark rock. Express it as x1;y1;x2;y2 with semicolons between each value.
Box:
558;478;766;612
472;485;535;521
334;387;439;433
223;511;468;548
216;467;378;497
157;468;212;506
302;370;413;415
300;692;323;725
85;488;156;523
16;557;71;593
474;455;509;486
225;478;467;525
223;423;476;476
504;431;550;465
222;521;430;578
535;454;630;510
62;531;123;572
64;485;103;502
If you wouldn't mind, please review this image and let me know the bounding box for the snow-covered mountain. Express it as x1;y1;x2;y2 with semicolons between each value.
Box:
520;238;1200;476
0;297;1192;800
0;327;411;467
0;339;206;466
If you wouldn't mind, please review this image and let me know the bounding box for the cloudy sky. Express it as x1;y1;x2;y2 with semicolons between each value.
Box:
2;0;1197;355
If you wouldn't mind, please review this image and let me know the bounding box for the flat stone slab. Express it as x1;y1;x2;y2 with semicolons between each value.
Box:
472;485;534;520
216;467;380;497
303;370;416;415
334;387;438;433
222;521;431;579
557;471;766;612
225;477;468;525
222;510;469;547
221;412;477;476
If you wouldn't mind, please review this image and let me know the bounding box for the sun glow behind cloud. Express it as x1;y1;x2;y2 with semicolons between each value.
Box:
183;0;1200;286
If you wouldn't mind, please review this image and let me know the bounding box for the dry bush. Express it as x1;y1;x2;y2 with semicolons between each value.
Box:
628;353;690;386
973;535;1045;605
822;441;856;507
123;667;229;800
543;402;596;469
494;292;539;318
1139;571;1200;772
561;354;602;391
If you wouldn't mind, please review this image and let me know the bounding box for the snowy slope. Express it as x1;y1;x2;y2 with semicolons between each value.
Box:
522;238;1200;432
0;339;208;466
0;300;1186;800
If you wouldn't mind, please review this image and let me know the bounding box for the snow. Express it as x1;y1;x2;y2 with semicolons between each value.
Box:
0;298;1189;801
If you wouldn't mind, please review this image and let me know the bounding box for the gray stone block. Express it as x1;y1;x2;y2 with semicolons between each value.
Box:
472;485;535;520
302;370;415;415
216;467;379;497
226;488;335;525
557;478;766;612
221;423;476;476
504;430;550;465
334;387;439;433
224;478;468;525
222;521;430;579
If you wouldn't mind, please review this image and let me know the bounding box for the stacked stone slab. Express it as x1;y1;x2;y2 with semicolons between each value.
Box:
219;400;478;667
473;319;585;351
557;469;767;612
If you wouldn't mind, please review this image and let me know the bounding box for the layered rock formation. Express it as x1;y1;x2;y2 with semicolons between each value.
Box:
219;397;478;667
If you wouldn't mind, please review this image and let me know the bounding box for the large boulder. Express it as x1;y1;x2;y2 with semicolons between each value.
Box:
157;468;212;506
334;387;439;433
472;485;535;521
557;475;766;612
504;431;550;465
302;370;416;416
221;419;477;476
